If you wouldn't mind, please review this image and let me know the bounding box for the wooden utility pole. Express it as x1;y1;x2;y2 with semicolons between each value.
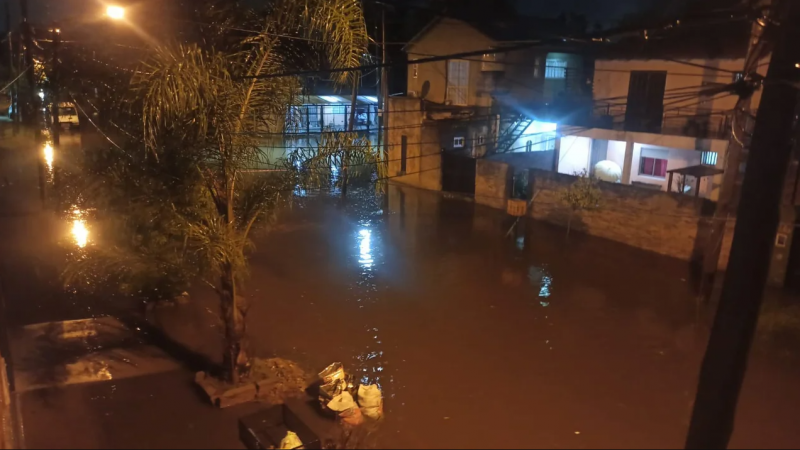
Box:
5;0;18;135
342;71;359;198
686;1;800;448
376;5;387;163
701;0;772;295
49;24;59;147
19;0;45;205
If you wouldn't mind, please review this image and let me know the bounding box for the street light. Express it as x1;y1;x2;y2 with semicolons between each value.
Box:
106;5;125;20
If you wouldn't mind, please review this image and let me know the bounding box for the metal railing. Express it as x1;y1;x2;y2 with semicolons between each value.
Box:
592;102;743;141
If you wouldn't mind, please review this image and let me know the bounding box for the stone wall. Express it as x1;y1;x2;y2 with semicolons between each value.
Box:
529;169;723;265
475;160;511;210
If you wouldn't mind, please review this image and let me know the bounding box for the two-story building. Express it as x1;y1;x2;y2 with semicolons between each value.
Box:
554;21;767;200
388;15;592;192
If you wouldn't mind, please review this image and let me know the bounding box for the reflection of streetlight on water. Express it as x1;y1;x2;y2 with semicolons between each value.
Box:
71;209;89;248
43;143;54;171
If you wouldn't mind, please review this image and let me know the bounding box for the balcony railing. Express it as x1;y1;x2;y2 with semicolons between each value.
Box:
592;102;747;141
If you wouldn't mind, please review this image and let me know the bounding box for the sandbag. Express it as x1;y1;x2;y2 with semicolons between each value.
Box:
357;384;384;420
280;431;304;449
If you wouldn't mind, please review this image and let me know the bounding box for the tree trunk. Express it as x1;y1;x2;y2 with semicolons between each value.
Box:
220;264;248;384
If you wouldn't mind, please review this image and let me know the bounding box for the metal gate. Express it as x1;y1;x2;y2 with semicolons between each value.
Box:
441;152;476;195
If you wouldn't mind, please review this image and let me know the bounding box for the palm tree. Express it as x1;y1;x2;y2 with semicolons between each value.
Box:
128;0;370;383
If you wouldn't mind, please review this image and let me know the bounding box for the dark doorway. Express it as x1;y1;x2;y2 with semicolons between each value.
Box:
625;71;667;133
441;153;476;195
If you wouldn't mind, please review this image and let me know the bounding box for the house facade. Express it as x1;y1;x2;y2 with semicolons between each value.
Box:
554;22;767;201
389;16;591;193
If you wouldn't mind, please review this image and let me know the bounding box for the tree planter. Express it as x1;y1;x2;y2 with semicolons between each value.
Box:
196;358;310;408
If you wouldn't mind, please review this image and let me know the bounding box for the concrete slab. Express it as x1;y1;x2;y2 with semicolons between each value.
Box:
9;317;180;392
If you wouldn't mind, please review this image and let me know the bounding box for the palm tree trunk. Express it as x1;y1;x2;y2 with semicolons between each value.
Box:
220;264;248;384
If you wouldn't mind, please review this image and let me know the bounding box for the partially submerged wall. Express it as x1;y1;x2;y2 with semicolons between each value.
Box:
528;169;725;265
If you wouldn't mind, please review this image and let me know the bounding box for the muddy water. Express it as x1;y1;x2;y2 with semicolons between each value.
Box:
153;185;800;449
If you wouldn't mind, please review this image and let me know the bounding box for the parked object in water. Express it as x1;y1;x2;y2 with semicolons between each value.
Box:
57;102;79;130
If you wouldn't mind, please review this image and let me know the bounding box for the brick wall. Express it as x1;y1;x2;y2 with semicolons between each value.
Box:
529;169;722;264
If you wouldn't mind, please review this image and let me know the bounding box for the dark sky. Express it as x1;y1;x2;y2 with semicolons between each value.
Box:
3;0;672;27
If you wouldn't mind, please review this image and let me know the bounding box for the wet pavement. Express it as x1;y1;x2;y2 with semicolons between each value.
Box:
3;126;800;448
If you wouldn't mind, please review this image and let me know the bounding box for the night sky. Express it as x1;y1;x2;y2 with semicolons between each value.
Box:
3;0;671;28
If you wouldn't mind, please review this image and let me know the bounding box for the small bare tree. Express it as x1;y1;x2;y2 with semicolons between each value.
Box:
560;169;602;236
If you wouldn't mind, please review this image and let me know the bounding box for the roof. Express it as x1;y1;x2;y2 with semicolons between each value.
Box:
403;15;575;52
596;20;751;60
667;165;724;178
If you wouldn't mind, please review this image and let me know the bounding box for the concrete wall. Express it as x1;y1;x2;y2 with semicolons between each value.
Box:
529;169;722;264
593;57;770;134
557;136;592;175
475;160;511;210
387;97;442;191
406;18;495;106
486;151;555;172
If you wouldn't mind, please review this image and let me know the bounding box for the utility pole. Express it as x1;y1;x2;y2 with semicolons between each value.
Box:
376;5;385;164
686;1;800;448
343;71;360;198
19;0;45;206
701;0;772;296
49;24;59;147
5;0;18;135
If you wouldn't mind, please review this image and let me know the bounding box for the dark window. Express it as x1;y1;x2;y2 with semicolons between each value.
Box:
640;157;668;178
625;71;667;133
400;135;407;174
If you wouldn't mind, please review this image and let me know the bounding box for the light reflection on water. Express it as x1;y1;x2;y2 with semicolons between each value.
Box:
358;228;373;269
70;209;89;248
43;143;54;172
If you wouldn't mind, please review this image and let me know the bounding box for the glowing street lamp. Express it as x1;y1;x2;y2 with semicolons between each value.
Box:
106;5;126;20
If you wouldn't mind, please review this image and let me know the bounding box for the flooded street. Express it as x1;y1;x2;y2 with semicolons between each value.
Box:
3;129;800;448
158;186;800;449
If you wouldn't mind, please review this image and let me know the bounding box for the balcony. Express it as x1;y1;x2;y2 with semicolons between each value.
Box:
592;103;747;141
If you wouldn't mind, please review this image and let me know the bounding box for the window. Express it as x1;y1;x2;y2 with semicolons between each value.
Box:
412;63;418;79
545;59;567;79
453;136;465;148
640;157;668;178
478;135;486;145
447;60;469;105
701;151;718;166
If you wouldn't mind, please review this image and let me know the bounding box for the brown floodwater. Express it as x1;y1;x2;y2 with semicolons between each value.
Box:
4;129;800;448
155;185;800;449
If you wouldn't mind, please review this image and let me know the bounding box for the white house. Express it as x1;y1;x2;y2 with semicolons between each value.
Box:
555;22;768;200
